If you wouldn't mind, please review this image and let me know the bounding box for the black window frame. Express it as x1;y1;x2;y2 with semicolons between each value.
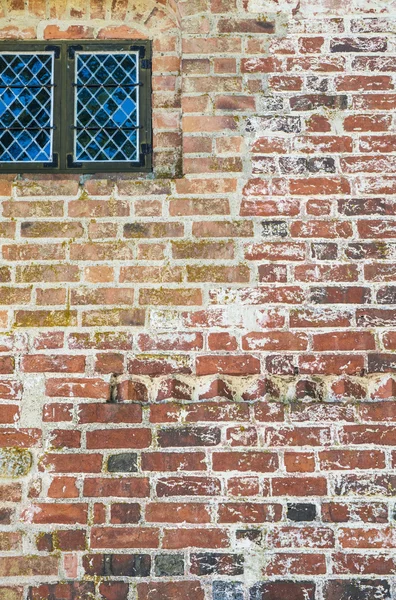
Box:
0;40;152;174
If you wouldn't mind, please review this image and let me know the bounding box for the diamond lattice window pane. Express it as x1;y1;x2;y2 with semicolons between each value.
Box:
0;53;54;162
75;52;139;162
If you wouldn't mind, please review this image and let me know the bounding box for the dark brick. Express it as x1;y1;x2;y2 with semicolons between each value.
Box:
330;37;387;52
0;508;13;525
287;503;317;522
99;582;129;600
307;157;336;173
279;157;307;174
338;198;396;216
83;554;151;577
236;529;263;544
154;554;184;577
311;243;338;260
266;355;296;375
250;582;316;600
261;221;289;238
218;18;275;33
368;354;396;373
262;97;284;111
334;474;396;496
191;553;244;576
107;453;138;473
310;286;370;304
323;580;391;600
158;427;221;447
36;532;54;552
307;76;329;92
110;503;141;524
245;116;301;134
290;95;347;111
377;287;396;304
295;379;322;400
56;530;86;551
345;243;391;260
28;582;95;600
111;554;151;577
357;310;396;327
213;582;244;600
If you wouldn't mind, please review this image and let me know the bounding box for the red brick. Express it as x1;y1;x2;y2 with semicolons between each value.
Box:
86;429;151;449
42;403;73;422
284;452;315;472
242;332;308;351
322;502;388;523
265;427;331;447
21;503;87;524
138;332;203;351
319;450;385;470
146;502;210;523
272;477;327;496
340;425;396;445
21;355;85;373
339;527;396;549
196;355;260;375
83;477;149;498
45;378;109;399
333;552;396;575
50;429;81;449
265;553;326;575
228;476;260;496
156;476;221;497
208;332;238;350
294;136;353;153
0;429;41;448
186;402;249;421
344;114;391;131
163;528;229;549
0;405;19;424
110;504;141;524
91;527;159;549
212;452;278;472
299;354;365;375
218;503;282;523
94;353;124;374
312;331;375;351
48;477;79;499
137;582;204;600
39;453;103;473
78;403;142;424
0;556;58;577
141;452;206;471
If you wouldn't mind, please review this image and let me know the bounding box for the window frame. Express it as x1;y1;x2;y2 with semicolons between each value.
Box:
0;40;152;174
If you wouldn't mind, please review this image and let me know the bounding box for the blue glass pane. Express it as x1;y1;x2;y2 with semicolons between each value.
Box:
0;87;51;128
0;53;53;163
0;130;51;162
76;129;138;162
75;52;139;162
0;54;52;86
77;53;137;86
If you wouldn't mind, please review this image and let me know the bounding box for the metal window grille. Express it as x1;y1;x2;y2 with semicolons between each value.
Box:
0;41;152;173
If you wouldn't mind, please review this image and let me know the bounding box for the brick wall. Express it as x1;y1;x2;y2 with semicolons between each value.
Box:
0;0;396;598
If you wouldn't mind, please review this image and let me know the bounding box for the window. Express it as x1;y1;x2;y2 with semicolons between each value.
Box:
0;41;152;173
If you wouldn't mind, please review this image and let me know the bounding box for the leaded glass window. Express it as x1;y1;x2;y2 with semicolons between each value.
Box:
0;52;54;163
0;41;152;173
74;52;139;162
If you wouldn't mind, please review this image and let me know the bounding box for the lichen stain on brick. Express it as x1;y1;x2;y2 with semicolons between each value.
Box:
0;448;32;478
